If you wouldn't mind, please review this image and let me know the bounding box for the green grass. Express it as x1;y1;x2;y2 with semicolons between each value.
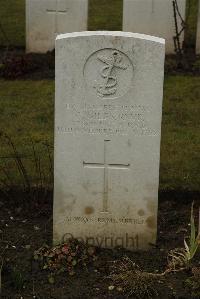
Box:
0;76;199;191
0;0;25;47
0;79;54;188
0;80;54;145
88;0;123;31
160;75;200;190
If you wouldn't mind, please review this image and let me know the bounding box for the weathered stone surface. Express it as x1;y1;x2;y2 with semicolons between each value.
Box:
123;0;186;54
26;0;88;53
54;31;165;250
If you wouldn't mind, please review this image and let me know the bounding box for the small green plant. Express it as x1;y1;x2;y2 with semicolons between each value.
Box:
184;202;200;262
34;239;97;279
11;267;25;290
167;202;200;271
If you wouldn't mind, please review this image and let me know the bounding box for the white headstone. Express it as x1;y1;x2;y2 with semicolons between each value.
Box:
123;0;186;54
54;31;165;250
196;0;200;54
26;0;88;53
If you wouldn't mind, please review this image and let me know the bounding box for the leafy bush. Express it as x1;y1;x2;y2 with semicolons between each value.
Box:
0;51;54;79
34;239;97;278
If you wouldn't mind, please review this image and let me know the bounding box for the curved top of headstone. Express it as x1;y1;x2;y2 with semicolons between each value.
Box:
56;31;165;44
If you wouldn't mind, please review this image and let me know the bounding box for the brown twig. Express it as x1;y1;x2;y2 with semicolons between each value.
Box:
1;132;31;192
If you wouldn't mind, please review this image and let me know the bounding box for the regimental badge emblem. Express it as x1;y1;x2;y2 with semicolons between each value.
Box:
84;48;134;100
97;50;128;97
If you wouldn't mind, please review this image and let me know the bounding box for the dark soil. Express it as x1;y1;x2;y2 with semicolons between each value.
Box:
0;190;200;299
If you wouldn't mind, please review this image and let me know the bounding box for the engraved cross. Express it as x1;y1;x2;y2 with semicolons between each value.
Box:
46;0;68;35
83;140;130;213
